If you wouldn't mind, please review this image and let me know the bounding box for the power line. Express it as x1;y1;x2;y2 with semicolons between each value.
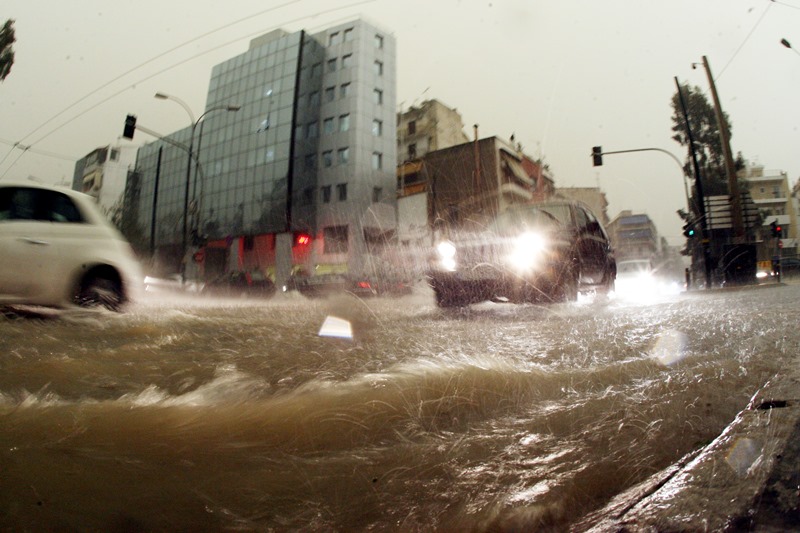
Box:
17;0;304;145
0;138;74;161
717;1;773;78
26;0;375;148
3;0;376;177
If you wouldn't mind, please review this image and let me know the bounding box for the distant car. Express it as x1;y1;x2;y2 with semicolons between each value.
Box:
201;270;276;298
777;257;800;278
614;259;658;296
292;272;377;298
427;200;616;307
0;183;142;311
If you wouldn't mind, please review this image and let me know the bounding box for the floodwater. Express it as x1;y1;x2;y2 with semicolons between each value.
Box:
1;284;798;531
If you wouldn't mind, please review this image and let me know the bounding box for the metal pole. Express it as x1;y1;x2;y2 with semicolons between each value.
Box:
596;147;691;212
675;77;713;288
150;146;163;258
181;124;196;283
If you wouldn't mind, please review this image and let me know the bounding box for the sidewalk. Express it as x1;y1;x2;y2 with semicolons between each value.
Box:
576;366;800;531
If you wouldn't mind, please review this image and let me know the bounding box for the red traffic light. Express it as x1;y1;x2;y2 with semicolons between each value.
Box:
294;233;311;246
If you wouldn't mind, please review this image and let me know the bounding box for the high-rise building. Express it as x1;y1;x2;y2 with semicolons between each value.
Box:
127;20;396;284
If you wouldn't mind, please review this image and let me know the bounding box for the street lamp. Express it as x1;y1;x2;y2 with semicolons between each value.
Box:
154;92;241;282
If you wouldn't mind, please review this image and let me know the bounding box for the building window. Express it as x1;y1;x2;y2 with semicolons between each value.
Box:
305;154;316;170
110;149;119;161
311;63;322;77
329;32;341;46
325;86;336;102
324;225;348;254
264;148;275;163
373;89;383;105
327;58;337;73
307;122;318;138
322;150;333;168
372;152;383;170
375;34;383;49
372;186;382;203
339;114;350;132
408;120;416;135
342;54;353;68
340;83;350;98
372;119;382;136
302;187;314;206
338;147;350;165
323;117;334;135
337;183;348;201
374;60;383;76
344;28;354;41
322;185;331;203
408;143;417;160
309;91;320;107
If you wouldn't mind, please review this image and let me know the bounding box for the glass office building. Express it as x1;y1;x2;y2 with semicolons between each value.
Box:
127;20;397;283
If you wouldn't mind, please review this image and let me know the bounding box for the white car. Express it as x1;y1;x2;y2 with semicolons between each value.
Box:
0;183;142;311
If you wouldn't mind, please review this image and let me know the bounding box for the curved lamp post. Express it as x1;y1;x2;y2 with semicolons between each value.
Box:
154;92;241;282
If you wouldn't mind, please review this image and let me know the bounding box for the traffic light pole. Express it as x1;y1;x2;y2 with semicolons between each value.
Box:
675;78;712;289
591;147;690;211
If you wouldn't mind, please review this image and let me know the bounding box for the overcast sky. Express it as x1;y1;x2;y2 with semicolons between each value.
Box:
2;0;799;245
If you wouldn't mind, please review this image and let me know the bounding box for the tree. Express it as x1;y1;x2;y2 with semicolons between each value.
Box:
0;19;15;82
671;84;755;282
671;83;731;194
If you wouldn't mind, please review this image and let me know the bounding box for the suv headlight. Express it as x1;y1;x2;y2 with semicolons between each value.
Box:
508;231;547;271
436;241;457;271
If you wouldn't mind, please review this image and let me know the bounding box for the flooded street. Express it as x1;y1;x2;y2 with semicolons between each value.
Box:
1;284;798;531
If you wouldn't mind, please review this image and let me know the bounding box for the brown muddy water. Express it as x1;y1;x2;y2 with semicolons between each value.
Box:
1;285;798;531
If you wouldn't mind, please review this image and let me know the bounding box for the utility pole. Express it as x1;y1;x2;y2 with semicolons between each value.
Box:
701;56;745;243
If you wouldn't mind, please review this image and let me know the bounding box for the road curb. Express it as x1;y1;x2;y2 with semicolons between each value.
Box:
576;369;800;531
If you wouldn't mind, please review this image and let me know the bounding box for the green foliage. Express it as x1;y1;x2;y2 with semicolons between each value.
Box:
0;19;15;81
670;83;731;195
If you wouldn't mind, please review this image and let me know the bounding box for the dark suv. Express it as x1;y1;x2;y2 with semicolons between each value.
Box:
427;201;616;307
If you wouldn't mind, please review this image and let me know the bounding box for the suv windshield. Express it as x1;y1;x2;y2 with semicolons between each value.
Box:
493;205;566;235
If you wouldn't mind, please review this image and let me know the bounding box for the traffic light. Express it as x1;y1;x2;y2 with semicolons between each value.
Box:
682;223;696;238
293;232;311;246
770;221;782;238
592;146;603;167
123;114;137;139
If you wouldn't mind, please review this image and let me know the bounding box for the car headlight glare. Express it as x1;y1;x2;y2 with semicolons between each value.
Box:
435;241;457;271
436;241;457;259
509;232;547;270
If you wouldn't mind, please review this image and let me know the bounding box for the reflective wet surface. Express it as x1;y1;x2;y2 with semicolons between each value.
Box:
1;284;797;531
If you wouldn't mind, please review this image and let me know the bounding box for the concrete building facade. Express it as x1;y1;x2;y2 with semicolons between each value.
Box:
73;144;137;217
396;99;469;165
741;164;798;258
607;211;660;262
126;20;396;284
